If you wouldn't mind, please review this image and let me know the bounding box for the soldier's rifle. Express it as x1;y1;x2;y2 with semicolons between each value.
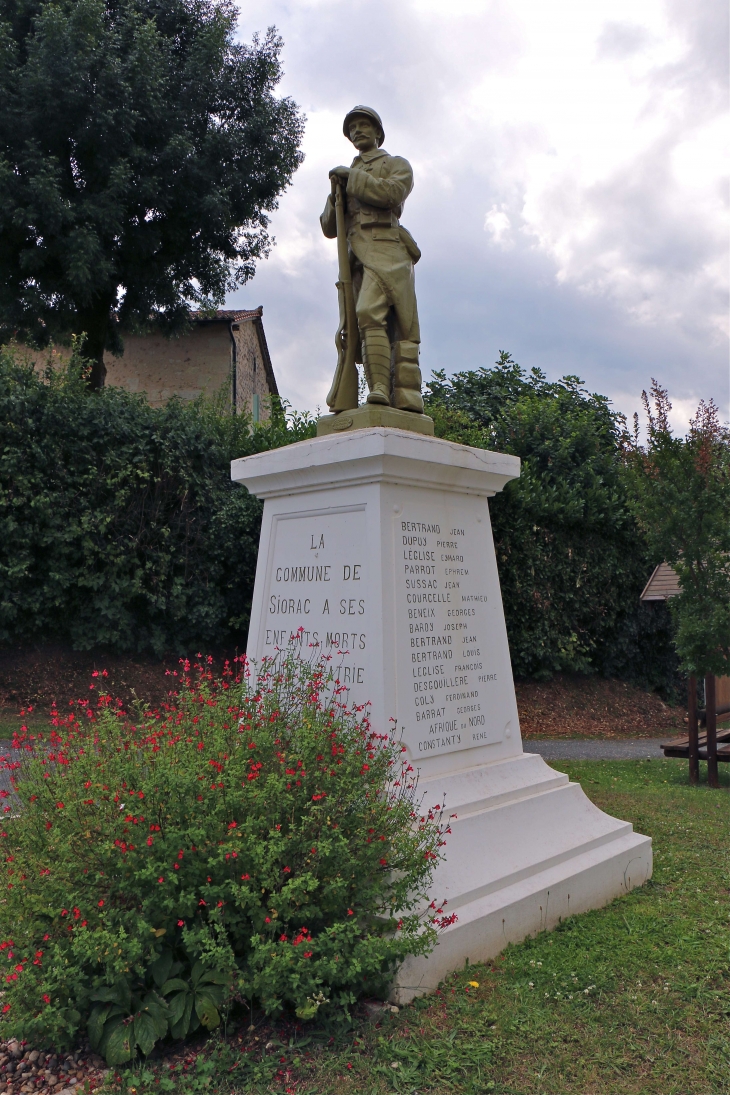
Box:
326;178;359;412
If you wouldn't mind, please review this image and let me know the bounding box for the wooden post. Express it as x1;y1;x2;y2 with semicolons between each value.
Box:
705;673;718;789
687;675;699;785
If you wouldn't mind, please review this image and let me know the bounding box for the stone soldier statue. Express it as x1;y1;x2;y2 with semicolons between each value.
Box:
321;106;424;415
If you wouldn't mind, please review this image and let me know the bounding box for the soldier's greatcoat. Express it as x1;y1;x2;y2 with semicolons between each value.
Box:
320;147;420;343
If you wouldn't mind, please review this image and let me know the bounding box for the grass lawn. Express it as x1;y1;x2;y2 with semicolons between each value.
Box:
108;758;729;1095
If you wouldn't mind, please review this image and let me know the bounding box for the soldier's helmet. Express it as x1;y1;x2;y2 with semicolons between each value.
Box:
343;106;384;146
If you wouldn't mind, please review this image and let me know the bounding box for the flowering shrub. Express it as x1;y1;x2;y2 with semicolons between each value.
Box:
0;654;451;1061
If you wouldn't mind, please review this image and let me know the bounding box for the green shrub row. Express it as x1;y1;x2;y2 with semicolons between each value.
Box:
0;655;449;1059
426;354;679;693
0;344;679;693
0;345;314;654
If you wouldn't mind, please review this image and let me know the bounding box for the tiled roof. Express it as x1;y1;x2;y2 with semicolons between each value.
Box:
189;307;263;322
640;562;681;601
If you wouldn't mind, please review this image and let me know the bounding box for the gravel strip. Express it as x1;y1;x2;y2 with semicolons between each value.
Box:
0;1039;109;1095
525;739;666;761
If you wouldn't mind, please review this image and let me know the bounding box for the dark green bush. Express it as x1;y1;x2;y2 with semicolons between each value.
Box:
426;354;679;693
0;654;450;1060
0;345;315;654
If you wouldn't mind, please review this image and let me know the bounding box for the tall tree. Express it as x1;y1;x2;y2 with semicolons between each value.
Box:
425;354;677;690
0;0;304;387
625;381;730;679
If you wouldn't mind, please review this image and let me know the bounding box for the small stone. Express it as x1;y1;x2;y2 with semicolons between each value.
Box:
26;1057;37;1067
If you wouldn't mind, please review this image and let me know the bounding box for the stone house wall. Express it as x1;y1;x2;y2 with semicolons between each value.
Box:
22;307;278;418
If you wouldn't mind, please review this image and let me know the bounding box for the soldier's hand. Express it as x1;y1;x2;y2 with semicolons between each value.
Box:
329;166;350;184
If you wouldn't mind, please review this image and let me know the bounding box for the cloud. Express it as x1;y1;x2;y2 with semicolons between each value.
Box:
229;0;729;427
596;22;655;60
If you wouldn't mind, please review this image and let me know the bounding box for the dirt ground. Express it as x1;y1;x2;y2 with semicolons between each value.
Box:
0;644;686;739
0;644;238;714
515;675;686;739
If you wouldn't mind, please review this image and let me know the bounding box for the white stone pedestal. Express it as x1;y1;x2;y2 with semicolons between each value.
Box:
231;428;652;1002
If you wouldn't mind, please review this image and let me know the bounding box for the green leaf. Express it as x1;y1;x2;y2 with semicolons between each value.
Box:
190;960;205;989
103;1021;134;1066
87;1004;111;1051
170;994;194;1040
91;983;130;1008
166;991;188;1027
149;950;173;989
161;978;189;996
143;994;170;1039
198;969;231;987
195;992;221;1030
133;1012;159;1057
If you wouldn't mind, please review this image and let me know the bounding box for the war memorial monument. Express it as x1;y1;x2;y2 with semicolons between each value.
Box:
231;107;652;1002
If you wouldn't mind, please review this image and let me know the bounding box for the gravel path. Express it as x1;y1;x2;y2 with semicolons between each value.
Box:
525;739;666;761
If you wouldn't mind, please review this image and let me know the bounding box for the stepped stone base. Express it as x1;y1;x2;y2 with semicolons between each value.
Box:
391;751;651;1002
317;405;434;436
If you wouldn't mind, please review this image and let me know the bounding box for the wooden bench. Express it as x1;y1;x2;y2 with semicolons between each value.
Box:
662;725;730;760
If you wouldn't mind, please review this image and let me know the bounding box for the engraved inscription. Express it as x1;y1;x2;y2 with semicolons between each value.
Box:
395;512;507;758
254;509;369;705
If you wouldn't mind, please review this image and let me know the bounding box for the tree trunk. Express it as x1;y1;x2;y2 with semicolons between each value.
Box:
687;675;699;785
705;674;718;789
75;298;113;390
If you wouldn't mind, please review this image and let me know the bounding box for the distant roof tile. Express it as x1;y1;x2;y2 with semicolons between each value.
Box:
189;307;263;322
640;562;681;601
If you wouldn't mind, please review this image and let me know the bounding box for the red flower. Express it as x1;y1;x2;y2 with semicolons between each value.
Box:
347;908;354;916
42;994;50;1004
158;877;164;884
177;920;184;927
55;802;64;809
1;1005;9;1013
97;900;104;908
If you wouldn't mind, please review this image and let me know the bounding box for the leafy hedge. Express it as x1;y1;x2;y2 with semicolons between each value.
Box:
0;345;314;654
0;344;679;693
426;354;679;693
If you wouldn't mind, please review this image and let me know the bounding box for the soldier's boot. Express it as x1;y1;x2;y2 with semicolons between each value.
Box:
392;341;424;413
362;327;392;405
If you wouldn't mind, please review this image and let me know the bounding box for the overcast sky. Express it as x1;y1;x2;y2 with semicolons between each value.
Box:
228;0;729;432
